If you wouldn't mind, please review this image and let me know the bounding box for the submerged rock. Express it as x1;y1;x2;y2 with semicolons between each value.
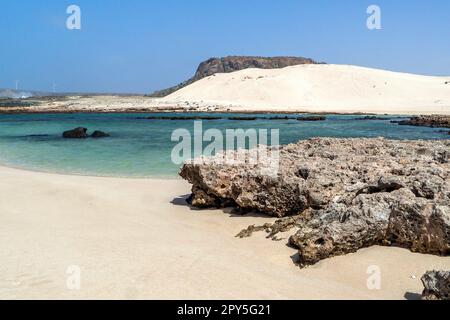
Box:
180;138;450;266
91;130;110;138
268;116;297;120
142;116;223;120
63;128;110;139
63;127;88;139
354;116;391;121
228;117;258;121
297;116;326;121
421;271;450;300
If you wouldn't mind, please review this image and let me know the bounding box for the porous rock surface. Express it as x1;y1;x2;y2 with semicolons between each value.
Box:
180;138;450;266
421;271;450;300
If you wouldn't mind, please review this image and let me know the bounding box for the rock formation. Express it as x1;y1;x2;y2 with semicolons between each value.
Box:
421;271;450;300
180;138;450;266
91;130;110;138
63;128;110;139
63;127;88;139
297;116;326;121
354;116;391;121
150;56;320;97
393;115;450;128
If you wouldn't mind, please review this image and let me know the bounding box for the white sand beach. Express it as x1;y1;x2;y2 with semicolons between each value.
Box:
1;165;449;300
165;64;450;115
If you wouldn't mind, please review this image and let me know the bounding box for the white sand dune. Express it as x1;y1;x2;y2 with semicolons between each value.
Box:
166;64;450;115
1;165;449;300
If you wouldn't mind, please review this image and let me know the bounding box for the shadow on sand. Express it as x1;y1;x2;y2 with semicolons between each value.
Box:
171;194;274;220
404;292;422;301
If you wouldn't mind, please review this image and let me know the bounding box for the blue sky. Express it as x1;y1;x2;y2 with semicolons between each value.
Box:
1;0;449;94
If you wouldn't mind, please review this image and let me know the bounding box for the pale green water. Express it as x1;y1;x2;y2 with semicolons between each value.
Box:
0;113;447;178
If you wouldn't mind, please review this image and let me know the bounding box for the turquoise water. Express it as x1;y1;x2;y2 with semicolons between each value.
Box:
0;113;448;178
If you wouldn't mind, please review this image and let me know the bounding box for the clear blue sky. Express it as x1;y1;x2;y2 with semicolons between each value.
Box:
1;0;449;94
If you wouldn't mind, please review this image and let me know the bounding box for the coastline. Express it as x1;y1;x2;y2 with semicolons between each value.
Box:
0;109;384;116
0;160;181;180
1;106;448;116
3;0;450;303
1;164;449;299
1;90;449;115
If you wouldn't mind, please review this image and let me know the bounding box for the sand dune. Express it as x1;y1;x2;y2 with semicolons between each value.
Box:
166;64;450;115
0;165;449;299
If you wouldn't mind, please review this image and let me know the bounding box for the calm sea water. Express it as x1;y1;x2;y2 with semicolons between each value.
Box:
0;113;448;178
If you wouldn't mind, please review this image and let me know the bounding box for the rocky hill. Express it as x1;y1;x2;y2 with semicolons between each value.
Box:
150;56;320;97
165;64;450;114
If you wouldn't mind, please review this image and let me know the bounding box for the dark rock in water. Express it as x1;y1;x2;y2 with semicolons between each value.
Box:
63;127;88;139
268;116;296;120
180;138;450;267
421;271;450;300
228;117;258;121
142;116;222;121
149;56;322;97
297;116;326;121
435;130;450;136
62;128;110;139
394;115;450;128
354;116;390;121
91;131;110;138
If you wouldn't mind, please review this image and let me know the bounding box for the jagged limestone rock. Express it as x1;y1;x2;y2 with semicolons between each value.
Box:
181;138;450;266
421;271;450;300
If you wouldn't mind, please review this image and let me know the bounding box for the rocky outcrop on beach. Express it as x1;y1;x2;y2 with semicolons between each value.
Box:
180;138;450;266
393;115;450;128
150;56;320;97
421;271;450;300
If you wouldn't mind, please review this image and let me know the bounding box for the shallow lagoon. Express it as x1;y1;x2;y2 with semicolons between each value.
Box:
0;113;447;178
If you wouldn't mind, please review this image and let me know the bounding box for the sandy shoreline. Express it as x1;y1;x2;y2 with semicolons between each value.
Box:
0;109;386;116
0;165;449;299
1;97;448;116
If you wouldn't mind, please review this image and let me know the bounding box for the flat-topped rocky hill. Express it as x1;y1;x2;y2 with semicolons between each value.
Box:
150;56;320;97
